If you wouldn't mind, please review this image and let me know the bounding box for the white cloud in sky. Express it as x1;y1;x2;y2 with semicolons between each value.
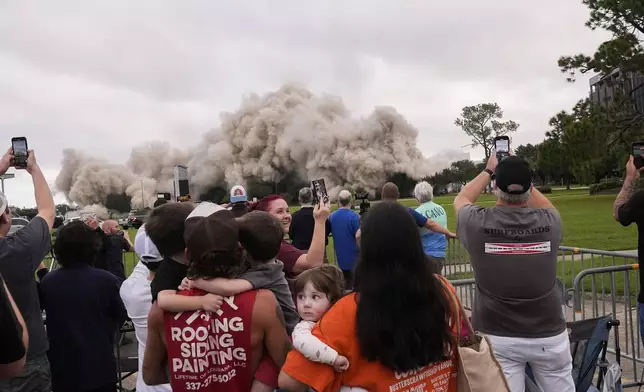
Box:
0;0;608;207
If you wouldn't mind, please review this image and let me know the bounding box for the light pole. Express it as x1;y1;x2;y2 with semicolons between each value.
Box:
140;180;144;209
0;173;15;194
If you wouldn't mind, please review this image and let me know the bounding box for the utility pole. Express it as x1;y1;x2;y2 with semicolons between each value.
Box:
140;180;144;208
0;173;15;194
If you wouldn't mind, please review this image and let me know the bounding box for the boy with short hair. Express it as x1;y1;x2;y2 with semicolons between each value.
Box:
172;209;299;334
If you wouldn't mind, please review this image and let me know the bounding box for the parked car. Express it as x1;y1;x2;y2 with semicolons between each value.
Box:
9;217;29;235
126;209;150;229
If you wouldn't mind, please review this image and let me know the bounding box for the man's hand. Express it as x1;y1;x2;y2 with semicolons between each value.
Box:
626;155;642;180
446;231;457;239
0;148;13;176
313;201;331;222
200;293;224;313
25;150;39;174
333;355;349;372
486;150;499;172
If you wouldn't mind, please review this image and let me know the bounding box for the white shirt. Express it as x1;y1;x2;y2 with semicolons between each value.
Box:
119;270;172;392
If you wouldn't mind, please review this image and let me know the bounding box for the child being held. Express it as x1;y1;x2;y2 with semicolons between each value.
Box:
292;265;367;392
176;210;299;334
159;206;298;392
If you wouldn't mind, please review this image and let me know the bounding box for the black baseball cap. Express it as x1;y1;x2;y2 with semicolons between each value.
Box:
184;202;239;262
494;156;532;195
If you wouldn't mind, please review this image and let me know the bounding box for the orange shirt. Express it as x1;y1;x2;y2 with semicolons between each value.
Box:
281;287;458;392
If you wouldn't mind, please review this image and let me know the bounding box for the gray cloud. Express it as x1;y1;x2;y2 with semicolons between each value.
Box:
0;0;608;207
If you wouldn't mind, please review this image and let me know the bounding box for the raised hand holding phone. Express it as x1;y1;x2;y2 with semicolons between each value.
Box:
11;137;28;169
494;136;510;162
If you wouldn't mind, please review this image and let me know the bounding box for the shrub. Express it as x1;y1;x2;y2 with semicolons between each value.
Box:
536;185;552;194
589;178;626;195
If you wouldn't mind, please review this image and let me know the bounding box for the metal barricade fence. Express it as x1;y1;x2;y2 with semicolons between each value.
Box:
444;241;644;387
571;263;642;388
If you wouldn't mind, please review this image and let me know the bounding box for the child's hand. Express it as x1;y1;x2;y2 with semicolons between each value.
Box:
333;355;349;372
178;277;192;291
200;293;224;313
190;278;207;290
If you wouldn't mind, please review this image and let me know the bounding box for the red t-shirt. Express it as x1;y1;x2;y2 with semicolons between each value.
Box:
163;289;258;392
278;240;304;278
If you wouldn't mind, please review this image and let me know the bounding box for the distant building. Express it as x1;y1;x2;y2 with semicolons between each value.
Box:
589;68;644;113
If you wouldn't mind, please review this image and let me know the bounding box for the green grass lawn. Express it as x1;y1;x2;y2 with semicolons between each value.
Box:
48;189;640;297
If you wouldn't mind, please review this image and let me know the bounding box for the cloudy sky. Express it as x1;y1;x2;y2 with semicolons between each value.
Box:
0;0;608;208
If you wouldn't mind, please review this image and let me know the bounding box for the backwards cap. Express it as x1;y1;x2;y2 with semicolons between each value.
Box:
134;226;163;263
184;202;239;262
494;156;533;195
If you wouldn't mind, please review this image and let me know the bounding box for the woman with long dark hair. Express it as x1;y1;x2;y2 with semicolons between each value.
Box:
278;201;458;391
252;195;330;278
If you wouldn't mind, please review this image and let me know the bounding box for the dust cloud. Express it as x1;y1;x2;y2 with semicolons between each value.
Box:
55;85;461;209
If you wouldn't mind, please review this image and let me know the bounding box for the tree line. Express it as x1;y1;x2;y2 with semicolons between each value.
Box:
451;0;644;190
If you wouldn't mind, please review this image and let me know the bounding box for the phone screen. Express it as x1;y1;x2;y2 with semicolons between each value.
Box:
633;143;644;169
311;179;329;204
634;144;644;157
12;139;27;156
495;139;509;153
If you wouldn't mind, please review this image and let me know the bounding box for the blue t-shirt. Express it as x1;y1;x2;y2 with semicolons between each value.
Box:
416;202;448;258
329;208;361;271
409;208;428;227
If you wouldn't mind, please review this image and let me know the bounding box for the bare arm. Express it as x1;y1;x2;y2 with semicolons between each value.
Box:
293;221;326;274
191;278;253;297
0;281;28;379
278;373;310;392
142;303;169;385
614;175;639;220
424;219;455;237
157;290;208;313
27;152;55;230
256;290;290;368
454;171;492;212
527;186;555;210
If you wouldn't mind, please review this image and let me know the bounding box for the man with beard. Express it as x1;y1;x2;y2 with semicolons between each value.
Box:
80;214;126;285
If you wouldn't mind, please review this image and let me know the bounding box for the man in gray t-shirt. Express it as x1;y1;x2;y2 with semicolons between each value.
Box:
454;153;574;392
0;148;56;392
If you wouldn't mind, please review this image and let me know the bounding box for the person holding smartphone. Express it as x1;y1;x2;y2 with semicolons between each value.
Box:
0;145;56;392
613;153;644;347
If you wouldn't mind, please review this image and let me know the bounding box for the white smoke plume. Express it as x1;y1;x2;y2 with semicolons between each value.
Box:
55;85;457;208
79;204;109;220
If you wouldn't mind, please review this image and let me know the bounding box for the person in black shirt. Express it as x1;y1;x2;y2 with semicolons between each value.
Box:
289;187;331;254
41;221;127;392
0;275;28;380
81;214;128;285
146;202;196;303
614;155;644;345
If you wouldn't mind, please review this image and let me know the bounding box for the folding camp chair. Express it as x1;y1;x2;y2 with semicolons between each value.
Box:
526;316;622;392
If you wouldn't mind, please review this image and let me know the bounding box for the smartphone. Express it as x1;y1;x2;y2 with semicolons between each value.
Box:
311;178;329;205
11;137;28;168
494;136;510;161
633;142;644;169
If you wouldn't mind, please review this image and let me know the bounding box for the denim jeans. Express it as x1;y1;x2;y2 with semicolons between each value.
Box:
0;353;51;392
